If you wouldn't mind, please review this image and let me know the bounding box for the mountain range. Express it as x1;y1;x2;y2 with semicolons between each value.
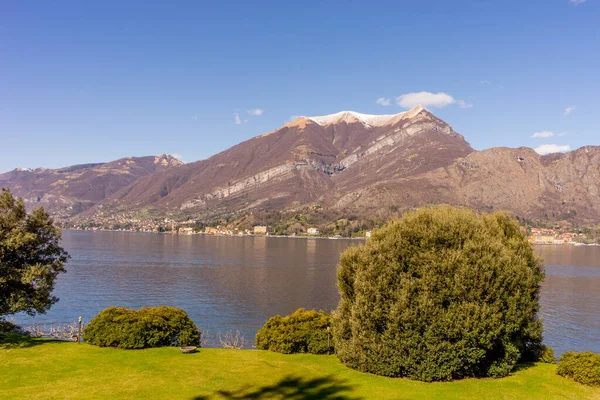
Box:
2;106;599;224
0;154;182;217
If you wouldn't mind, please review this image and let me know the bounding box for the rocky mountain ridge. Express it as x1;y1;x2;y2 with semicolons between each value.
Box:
0;154;182;216
2;107;599;225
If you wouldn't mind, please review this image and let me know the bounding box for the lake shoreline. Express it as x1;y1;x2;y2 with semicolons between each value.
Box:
61;228;367;240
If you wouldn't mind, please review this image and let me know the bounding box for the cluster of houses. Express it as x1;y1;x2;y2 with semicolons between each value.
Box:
58;215;168;232
179;225;321;237
177;226;254;236
528;228;580;245
60;215;374;239
177;225;270;236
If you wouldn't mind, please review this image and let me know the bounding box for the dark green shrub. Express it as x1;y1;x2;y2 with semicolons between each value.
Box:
519;343;556;364
83;306;200;349
333;206;545;382
255;308;333;354
0;319;27;341
557;352;600;386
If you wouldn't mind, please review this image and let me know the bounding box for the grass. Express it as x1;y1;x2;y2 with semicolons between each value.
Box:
1;335;599;400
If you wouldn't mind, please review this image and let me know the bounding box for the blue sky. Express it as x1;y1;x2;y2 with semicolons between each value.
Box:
1;0;598;172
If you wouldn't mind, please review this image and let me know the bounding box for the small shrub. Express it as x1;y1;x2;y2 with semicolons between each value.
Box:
557;351;600;386
83;306;200;349
540;345;556;364
255;308;333;354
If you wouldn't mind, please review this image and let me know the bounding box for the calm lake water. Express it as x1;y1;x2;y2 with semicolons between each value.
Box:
16;231;600;355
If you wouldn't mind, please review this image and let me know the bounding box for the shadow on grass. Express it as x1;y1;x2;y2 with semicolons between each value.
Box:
192;375;362;400
512;362;536;374
0;334;67;349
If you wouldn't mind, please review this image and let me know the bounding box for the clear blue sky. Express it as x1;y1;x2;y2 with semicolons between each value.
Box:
1;0;598;172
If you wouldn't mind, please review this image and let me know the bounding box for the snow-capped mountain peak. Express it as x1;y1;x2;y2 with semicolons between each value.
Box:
306;105;424;127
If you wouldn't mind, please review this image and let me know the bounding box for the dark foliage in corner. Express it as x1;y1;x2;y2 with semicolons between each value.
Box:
0;188;69;318
557;351;600;386
255;308;333;354
333;205;545;381
0;319;28;342
0;319;26;335
83;306;200;349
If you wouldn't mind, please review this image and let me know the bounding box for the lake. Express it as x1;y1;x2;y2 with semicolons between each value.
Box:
15;231;600;355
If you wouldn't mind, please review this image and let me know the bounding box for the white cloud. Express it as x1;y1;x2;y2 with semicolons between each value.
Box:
480;80;491;85
247;108;264;116
376;97;391;106
570;0;586;5
456;100;473;109
289;115;302;122
531;131;554;138
396;91;472;109
558;132;568;137
234;113;247;125
564;105;576;116
534;144;571;155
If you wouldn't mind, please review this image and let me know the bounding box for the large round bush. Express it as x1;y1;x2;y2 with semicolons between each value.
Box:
333;206;545;381
255;308;333;354
83;306;200;349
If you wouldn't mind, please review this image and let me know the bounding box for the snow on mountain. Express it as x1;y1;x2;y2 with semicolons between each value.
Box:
307;105;424;127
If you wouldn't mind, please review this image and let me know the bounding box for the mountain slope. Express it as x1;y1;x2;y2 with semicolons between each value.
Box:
94;106;473;217
0;154;183;216
326;146;600;223
3;106;599;225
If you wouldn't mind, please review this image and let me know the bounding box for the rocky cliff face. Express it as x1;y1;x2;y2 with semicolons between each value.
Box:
326;145;600;223
0;154;183;216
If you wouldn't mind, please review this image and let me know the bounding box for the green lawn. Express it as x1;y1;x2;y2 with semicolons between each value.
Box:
1;335;598;399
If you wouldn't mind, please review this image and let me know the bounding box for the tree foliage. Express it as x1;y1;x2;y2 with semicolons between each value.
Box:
0;188;69;318
333;205;545;381
83;306;201;349
255;308;333;354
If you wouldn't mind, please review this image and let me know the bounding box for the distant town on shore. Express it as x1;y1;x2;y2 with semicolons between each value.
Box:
57;215;600;246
